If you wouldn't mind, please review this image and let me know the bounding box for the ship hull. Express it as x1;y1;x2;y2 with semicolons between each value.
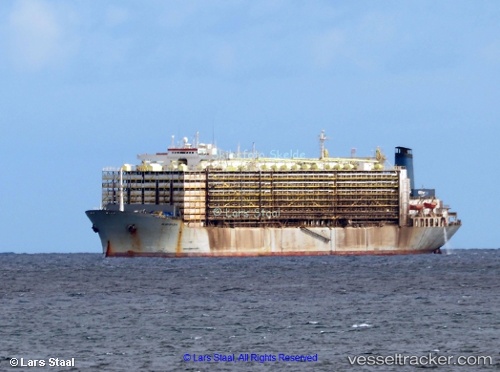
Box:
86;210;460;257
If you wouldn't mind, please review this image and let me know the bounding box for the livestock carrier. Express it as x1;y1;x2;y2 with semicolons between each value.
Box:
86;131;461;257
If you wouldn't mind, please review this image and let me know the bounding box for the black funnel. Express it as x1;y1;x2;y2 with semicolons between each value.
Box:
395;147;414;194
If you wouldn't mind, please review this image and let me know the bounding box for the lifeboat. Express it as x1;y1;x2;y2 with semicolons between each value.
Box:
409;204;424;211
424;202;437;209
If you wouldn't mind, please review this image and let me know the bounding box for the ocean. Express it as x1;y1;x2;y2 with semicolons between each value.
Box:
1;250;498;371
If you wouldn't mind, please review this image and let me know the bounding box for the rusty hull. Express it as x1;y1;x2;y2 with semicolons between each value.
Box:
88;210;460;258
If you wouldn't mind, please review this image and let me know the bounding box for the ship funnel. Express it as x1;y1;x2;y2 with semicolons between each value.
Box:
395;147;415;196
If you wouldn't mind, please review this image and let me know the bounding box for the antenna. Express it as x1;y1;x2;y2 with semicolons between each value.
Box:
319;130;328;159
170;135;175;148
119;166;124;212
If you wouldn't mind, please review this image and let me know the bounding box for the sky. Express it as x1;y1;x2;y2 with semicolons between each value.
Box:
1;0;499;253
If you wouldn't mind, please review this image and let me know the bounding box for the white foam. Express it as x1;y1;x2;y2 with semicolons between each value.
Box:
352;323;372;328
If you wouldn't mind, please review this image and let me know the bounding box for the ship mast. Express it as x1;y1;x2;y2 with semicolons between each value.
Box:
119;166;124;212
319;130;328;159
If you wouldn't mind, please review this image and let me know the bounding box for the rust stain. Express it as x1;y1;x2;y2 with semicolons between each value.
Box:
130;229;142;252
206;227;265;252
105;240;113;256
176;222;184;256
104;224;458;258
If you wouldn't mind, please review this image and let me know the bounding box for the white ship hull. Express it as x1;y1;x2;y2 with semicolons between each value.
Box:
86;210;460;257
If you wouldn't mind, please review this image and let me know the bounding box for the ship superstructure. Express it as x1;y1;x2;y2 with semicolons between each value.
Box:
87;132;460;256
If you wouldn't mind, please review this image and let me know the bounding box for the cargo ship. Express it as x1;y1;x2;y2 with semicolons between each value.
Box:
86;131;461;257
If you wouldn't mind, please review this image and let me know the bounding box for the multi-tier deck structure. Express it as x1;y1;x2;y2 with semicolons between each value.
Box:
87;132;460;256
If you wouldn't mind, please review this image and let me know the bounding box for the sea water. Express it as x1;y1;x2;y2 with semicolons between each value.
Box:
1;250;499;371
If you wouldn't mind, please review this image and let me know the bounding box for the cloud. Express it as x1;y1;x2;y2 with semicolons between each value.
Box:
7;0;74;71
